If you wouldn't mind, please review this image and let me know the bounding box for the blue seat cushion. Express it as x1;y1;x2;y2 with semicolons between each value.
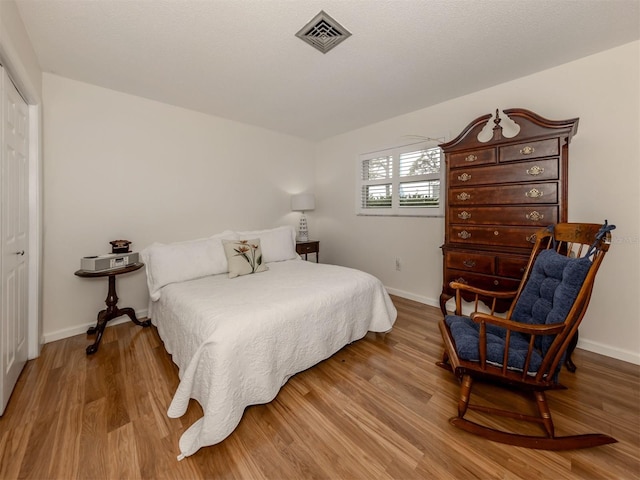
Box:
445;314;543;374
446;249;592;375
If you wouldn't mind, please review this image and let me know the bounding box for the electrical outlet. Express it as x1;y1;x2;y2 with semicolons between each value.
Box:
395;257;401;271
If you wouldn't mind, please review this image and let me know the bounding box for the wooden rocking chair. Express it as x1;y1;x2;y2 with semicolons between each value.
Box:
438;221;617;450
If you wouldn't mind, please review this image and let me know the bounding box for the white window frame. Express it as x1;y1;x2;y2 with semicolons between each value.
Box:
355;141;445;217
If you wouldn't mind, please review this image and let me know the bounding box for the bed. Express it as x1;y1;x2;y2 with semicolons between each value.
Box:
141;226;397;459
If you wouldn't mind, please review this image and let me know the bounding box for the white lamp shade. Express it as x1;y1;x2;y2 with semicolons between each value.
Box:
291;193;316;212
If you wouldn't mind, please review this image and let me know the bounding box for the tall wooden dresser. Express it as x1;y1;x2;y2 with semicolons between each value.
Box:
439;108;579;314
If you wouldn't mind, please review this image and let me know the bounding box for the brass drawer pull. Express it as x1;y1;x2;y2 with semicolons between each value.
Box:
457;211;471;220
520;145;535;155
465;154;477;162
526;165;544;176
458;230;471;240
463;259;476;268
455;277;468;284
526;234;537;244
493;280;499;286
457;172;472;182
526;210;543;221
494;231;499;236
456;192;471;201
525;188;543;198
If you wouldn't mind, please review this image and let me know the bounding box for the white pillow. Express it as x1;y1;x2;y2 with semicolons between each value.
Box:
140;230;237;300
236;225;297;263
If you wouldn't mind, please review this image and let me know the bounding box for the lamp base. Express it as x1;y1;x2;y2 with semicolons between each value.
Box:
297;213;309;242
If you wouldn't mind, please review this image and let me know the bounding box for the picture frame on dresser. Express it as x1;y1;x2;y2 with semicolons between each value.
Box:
438;108;579;319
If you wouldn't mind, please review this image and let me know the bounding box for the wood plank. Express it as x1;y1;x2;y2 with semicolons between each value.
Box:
0;296;638;479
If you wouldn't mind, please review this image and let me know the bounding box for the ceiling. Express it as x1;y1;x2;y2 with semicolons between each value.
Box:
14;0;640;141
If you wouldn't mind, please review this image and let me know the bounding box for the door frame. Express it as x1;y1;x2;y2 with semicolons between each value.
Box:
0;23;43;359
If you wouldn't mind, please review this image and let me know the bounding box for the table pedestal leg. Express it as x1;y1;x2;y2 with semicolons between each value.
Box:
86;274;151;355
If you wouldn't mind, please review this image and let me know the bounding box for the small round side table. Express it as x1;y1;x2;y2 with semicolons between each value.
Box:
75;262;150;354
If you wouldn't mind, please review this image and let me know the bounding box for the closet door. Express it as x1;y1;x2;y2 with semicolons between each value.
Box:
0;66;29;415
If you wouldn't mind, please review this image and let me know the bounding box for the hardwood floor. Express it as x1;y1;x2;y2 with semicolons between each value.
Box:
1;296;638;479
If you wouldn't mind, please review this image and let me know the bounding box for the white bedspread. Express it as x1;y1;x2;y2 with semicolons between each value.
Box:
151;259;397;458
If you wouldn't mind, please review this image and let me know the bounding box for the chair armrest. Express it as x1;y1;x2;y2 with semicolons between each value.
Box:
449;282;518;299
470;312;566;336
468;312;567;375
448;281;518;315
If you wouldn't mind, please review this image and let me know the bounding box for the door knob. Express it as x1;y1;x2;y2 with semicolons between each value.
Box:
15;250;25;256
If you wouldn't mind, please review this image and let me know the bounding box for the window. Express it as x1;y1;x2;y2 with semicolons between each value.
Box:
356;142;444;216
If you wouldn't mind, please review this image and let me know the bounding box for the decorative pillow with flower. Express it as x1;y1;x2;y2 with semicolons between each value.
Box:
222;239;269;278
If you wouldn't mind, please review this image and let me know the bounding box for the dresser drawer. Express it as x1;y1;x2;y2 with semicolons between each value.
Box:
450;206;558;226
449;182;558;206
445;269;521;292
449;148;496;168
446;251;495;274
499;138;559;162
448;158;559;187
296;241;319;255
449;225;540;248
496;254;530;278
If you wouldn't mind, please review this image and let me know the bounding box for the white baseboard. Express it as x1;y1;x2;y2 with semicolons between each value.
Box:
386;288;640;366
577;338;640;366
43;293;640;367
385;287;440;309
43;308;148;344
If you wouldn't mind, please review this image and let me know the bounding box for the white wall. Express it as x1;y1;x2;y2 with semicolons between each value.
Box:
315;41;640;364
42;74;315;341
0;0;41;97
41;42;640;365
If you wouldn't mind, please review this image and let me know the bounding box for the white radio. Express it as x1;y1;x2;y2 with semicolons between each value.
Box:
80;252;139;272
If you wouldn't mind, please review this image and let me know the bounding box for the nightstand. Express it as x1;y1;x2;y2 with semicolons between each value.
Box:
296;240;319;263
75;262;150;354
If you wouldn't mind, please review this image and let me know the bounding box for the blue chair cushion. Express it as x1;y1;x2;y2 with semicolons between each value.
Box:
511;249;591;354
445;314;543;374
446;249;592;375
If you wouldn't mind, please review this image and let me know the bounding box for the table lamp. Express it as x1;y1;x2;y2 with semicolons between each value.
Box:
291;193;315;242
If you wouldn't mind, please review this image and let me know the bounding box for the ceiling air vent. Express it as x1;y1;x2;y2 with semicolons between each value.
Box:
295;11;351;54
